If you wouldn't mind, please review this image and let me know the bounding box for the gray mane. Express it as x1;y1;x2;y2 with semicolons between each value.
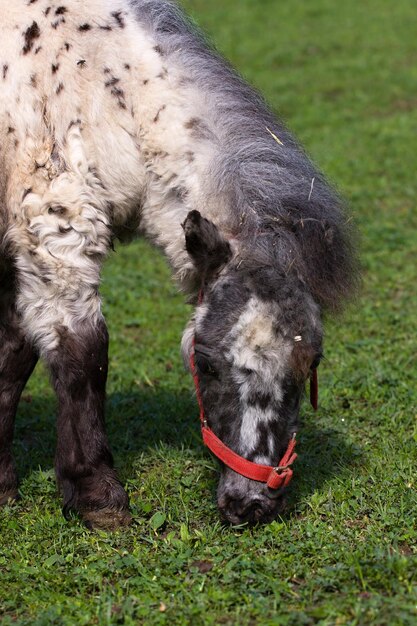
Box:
132;0;358;312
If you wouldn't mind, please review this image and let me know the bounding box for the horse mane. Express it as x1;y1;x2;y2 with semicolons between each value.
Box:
135;0;360;312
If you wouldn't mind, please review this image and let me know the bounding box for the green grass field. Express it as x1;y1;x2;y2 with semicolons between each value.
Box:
1;0;416;624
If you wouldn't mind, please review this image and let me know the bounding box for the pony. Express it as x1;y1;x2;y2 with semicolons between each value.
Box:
0;0;357;528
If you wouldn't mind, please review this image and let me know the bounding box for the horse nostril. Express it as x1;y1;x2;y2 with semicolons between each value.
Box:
219;496;276;525
238;500;267;524
217;474;287;525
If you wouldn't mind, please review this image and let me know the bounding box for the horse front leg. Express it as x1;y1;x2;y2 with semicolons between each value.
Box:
11;191;130;529
48;317;130;529
17;283;130;529
0;259;38;504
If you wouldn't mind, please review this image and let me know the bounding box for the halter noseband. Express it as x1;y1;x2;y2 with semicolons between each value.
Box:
190;294;319;490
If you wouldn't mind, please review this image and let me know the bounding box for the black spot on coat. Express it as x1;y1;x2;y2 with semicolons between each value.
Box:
105;77;120;88
22;21;40;55
111;11;125;28
153;105;166;123
52;19;66;29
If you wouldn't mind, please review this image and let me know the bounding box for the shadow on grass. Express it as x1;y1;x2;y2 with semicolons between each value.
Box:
13;387;362;506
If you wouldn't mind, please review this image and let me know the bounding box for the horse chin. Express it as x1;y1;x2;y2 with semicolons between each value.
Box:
217;469;287;526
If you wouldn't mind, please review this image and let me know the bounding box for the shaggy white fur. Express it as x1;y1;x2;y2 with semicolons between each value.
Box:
0;0;216;352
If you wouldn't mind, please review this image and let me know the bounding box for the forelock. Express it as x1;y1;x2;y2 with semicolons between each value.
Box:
225;296;293;379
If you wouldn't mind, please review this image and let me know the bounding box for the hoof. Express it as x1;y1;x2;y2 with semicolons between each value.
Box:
0;489;19;506
82;508;132;531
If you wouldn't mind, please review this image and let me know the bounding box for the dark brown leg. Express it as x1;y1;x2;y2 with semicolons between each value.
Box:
47;318;130;529
0;260;38;504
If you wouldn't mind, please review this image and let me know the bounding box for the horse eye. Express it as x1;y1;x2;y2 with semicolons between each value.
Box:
195;354;218;378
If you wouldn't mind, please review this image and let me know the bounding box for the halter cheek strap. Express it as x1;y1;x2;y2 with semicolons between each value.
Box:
310;367;318;411
190;339;319;490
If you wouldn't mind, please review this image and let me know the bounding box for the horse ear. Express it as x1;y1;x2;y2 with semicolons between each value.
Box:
182;210;232;276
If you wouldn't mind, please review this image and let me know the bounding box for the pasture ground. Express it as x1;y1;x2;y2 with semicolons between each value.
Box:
1;0;416;624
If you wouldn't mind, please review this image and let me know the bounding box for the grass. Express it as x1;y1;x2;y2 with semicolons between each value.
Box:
1;0;417;624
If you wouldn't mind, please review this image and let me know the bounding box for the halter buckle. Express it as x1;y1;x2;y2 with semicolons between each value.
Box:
273;464;289;474
267;466;293;489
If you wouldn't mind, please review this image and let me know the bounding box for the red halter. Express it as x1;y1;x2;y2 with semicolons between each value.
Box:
190;339;319;490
